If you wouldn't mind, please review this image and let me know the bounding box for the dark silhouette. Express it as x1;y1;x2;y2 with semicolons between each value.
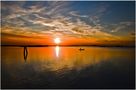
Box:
24;47;28;62
79;48;85;51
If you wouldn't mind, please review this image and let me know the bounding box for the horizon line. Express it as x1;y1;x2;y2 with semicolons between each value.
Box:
1;44;135;48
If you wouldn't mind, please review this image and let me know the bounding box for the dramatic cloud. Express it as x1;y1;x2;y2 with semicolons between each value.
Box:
1;1;135;46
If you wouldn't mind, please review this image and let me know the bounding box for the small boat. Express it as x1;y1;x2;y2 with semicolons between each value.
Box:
79;48;85;51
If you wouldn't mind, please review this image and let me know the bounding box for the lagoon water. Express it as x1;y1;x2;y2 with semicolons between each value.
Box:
1;46;135;89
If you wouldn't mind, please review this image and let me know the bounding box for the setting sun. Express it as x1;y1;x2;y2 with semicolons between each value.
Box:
1;1;135;89
54;38;61;44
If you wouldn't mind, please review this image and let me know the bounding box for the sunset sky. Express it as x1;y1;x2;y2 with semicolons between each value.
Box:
1;1;135;46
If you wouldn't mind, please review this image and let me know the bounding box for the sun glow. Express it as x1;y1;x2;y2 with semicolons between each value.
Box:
54;38;61;44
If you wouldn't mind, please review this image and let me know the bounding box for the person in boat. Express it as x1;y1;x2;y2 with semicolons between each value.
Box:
79;48;85;51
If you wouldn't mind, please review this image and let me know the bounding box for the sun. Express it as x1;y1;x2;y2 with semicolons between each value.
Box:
54;38;61;44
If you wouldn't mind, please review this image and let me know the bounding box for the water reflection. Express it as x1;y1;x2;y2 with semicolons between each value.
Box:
1;47;135;88
55;46;60;57
2;47;134;71
24;47;28;62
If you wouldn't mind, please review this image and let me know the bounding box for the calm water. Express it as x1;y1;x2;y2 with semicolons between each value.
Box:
2;46;135;89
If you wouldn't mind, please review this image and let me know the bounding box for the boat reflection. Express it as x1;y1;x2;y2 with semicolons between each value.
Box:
55;46;60;57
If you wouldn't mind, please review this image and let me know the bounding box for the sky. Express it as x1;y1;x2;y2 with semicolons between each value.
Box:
1;1;135;46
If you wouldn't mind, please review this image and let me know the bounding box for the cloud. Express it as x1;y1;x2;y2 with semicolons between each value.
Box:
29;20;55;27
2;1;71;25
88;3;109;30
110;21;134;33
111;26;125;33
2;13;117;41
2;1;133;45
69;11;88;18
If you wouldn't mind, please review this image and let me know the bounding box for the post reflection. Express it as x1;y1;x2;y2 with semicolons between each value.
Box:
24;47;28;62
55;46;60;57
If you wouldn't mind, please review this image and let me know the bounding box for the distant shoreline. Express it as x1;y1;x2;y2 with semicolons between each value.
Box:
1;45;135;48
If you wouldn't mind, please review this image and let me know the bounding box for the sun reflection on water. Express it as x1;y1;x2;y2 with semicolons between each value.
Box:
2;47;134;71
55;46;60;57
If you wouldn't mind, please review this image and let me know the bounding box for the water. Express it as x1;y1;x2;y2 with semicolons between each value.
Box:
1;46;135;89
